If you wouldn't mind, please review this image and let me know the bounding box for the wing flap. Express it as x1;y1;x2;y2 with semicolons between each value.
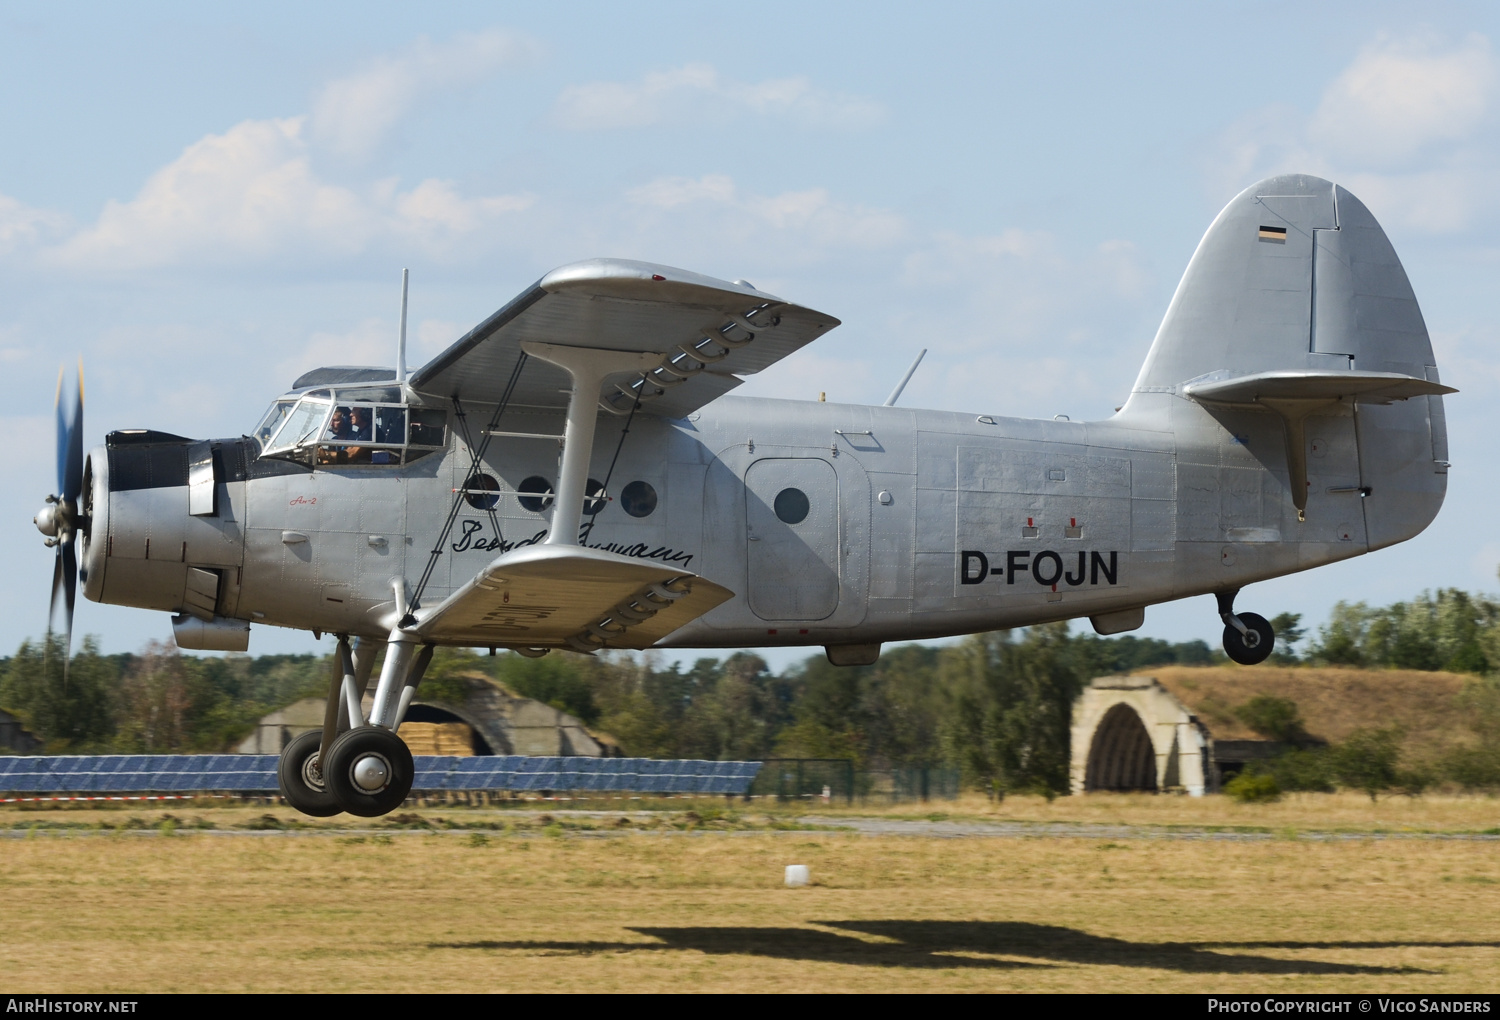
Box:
413;544;734;651
409;259;839;418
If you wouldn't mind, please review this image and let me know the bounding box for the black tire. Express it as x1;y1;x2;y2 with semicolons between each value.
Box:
324;726;414;818
1222;611;1275;666
277;729;343;817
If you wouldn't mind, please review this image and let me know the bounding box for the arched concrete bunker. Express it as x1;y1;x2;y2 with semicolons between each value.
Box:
1085;703;1157;791
1070;676;1210;795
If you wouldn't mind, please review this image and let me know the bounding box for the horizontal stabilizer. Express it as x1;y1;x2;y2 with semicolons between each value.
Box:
413;544;734;651
1183;370;1455;407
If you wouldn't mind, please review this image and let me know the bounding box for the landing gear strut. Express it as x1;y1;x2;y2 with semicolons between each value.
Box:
275;623;435;819
1216;589;1275;666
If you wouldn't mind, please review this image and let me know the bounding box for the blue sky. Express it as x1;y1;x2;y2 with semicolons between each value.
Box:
5;2;1500;666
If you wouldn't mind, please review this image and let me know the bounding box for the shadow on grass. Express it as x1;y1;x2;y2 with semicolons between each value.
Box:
433;920;1453;974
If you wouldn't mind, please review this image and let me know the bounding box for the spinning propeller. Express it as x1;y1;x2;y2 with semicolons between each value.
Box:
34;364;85;667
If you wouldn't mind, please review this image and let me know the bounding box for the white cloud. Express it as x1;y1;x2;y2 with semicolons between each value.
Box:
1207;33;1500;234
626;173;737;208
45;117;534;271
281;318;397;383
553;62;883;131
1308;34;1495;167
625;173;906;255
632;174;1161;419
0;193;69;254
311;29;541;160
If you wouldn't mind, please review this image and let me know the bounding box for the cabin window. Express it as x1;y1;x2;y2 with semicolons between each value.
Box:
774;487;810;525
517;475;554;513
463;473;501;510
621;480;657;518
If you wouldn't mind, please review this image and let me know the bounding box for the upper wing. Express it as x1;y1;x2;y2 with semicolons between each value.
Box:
409;259;841;418
412;544;734;652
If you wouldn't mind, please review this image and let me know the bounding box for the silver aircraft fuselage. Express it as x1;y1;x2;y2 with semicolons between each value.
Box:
78;383;1440;653
73;173;1452;659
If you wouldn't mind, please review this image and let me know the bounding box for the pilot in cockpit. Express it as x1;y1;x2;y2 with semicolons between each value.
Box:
319;405;373;465
327;406;353;442
349;407;373;443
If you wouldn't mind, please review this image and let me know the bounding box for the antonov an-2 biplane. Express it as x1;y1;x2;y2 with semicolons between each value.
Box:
35;174;1454;816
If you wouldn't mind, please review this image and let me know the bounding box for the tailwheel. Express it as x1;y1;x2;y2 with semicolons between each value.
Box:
1222;611;1275;666
277;729;342;818
324;725;414;818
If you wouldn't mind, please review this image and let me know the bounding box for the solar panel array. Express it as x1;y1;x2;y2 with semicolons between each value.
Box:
0;755;761;795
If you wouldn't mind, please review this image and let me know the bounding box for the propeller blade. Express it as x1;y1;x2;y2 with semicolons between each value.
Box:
48;547;63;633
53;366;66;498
62;364;84;504
60;540;76;674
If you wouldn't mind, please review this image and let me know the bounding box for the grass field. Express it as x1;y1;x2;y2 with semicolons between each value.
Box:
4;794;1500;992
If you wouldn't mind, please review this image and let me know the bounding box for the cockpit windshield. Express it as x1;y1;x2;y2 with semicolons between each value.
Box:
254;400;295;448
255;388;447;467
276;399;333;450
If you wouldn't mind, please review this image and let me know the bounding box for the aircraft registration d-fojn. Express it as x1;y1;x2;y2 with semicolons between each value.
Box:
34;174;1454;817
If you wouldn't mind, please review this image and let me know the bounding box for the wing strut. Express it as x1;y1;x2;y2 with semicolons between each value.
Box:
519;342;660;546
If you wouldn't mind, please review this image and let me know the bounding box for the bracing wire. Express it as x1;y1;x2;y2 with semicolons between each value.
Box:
408;353;529;617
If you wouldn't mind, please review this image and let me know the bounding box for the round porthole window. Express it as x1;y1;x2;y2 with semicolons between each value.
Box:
583;478;607;516
774;487;810;525
621;480;658;518
463;473;500;511
517;475;554;513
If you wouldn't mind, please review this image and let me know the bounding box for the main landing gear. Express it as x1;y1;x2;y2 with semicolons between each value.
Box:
1216;589;1275;666
279;725;414;819
323;726;415;817
277;627;434;818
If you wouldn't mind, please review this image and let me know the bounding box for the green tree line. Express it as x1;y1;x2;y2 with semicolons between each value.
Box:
8;584;1500;797
1;628;1211;795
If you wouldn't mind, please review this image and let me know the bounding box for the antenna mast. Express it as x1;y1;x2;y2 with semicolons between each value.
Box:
396;268;409;386
884;348;927;407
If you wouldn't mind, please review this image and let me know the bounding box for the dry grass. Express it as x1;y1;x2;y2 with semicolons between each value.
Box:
837;790;1500;833
7;789;1500;835
4;799;1500;992
1144;665;1477;759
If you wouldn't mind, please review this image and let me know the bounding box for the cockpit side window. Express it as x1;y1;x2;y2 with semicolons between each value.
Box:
256;390;446;468
409;408;447;447
374;406;406;445
316;403;408;467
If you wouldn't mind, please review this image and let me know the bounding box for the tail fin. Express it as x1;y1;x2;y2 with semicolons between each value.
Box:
1124;174;1449;548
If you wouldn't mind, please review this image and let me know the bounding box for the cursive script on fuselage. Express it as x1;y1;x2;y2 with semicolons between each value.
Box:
449;518;694;566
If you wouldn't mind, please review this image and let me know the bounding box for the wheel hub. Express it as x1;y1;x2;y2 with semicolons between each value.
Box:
300;752;325;792
352;753;391;792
